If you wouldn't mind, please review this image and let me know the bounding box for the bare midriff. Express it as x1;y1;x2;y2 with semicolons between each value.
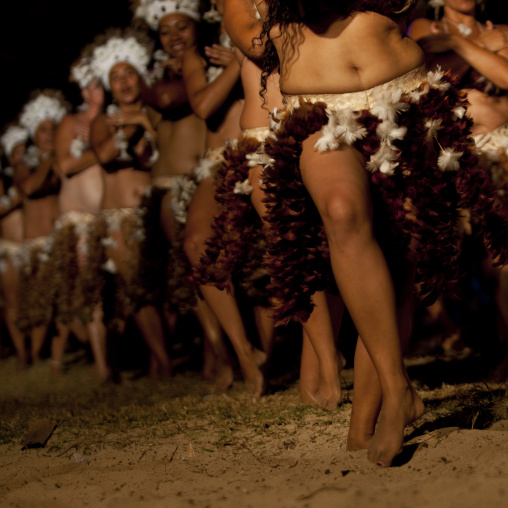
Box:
101;169;152;210
273;11;424;96
58;164;103;215
152;114;206;179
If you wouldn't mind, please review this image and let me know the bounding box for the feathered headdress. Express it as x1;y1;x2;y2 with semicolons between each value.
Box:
133;0;200;30
19;90;69;138
89;29;152;89
1;125;29;158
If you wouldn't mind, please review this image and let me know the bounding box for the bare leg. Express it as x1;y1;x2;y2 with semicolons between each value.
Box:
70;317;88;343
185;177;266;396
87;305;109;383
106;230;171;380
300;136;424;466
134;305;172;379
2;263;27;366
195;297;234;390
253;305;275;359
51;323;70;377
299;327;320;402
300;291;342;409
30;325;48;364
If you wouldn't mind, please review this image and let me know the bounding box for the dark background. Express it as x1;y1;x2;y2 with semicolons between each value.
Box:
0;0;132;126
1;0;508;127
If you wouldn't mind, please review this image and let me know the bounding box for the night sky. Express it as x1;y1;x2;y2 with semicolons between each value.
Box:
1;1;508;127
0;0;132;126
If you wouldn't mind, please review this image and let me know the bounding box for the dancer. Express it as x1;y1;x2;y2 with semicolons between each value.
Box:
14;89;69;370
133;0;225;384
89;28;171;379
408;0;508;373
181;0;267;395
215;0;344;408
0;124;28;366
52;49;109;382
259;0;508;466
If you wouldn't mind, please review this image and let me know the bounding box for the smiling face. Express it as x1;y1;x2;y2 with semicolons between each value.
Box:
34;119;56;153
108;62;142;105
158;13;198;59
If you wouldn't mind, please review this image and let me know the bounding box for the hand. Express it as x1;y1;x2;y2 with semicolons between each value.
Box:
204;44;236;67
74;119;90;142
160;57;183;76
477;21;508;53
106;111;149;129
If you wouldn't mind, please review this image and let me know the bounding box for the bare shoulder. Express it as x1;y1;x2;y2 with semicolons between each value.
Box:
407;17;434;40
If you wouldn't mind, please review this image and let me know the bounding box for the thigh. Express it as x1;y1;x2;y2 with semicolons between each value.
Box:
185;176;221;239
300;132;372;221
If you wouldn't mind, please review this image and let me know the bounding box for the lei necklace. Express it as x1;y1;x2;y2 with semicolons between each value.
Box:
442;17;483;38
106;104;158;165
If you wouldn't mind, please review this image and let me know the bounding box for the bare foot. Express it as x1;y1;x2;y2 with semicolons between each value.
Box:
201;354;216;383
50;360;63;379
239;347;267;396
301;377;342;410
367;384;424;467
214;363;234;391
346;428;374;451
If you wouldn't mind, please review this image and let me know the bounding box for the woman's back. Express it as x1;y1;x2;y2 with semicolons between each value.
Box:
273;11;424;94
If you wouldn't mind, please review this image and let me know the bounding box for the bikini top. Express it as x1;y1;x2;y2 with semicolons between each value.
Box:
29;167;61;200
162;102;194;122
101;125;155;175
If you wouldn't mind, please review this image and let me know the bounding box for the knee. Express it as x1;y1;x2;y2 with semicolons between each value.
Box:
321;194;371;243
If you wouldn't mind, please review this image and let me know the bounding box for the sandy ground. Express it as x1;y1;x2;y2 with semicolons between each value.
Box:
1;331;508;508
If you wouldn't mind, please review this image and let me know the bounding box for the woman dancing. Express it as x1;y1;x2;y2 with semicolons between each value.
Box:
14;90;69;372
0;124;28;366
258;0;508;466
408;0;508;373
133;0;226;384
180;0;268;394
52;48;109;382
89;28;171;379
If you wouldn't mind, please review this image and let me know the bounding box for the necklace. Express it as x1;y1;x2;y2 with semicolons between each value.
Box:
442;17;483;37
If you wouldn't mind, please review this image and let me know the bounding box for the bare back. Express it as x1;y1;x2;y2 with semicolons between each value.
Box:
240;57;283;130
273;11;424;95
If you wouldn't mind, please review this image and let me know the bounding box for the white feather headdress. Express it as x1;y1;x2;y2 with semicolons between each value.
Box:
1;125;29;158
70;57;95;90
19;92;68;138
90;32;152;90
134;0;200;31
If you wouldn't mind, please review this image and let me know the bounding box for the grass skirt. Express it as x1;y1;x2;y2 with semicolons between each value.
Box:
263;68;508;324
16;236;56;332
196;129;272;306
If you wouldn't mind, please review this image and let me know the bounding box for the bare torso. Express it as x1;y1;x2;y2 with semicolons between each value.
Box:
58;166;103;215
206;98;244;149
1;209;24;243
467;89;508;135
273;12;424;95
23;196;59;239
101;169;151;210
152;113;206;178
57;113;104;215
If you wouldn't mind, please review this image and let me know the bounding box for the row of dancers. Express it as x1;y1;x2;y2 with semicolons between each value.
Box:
1;0;508;466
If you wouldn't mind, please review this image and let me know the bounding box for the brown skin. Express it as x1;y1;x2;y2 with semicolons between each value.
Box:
90;61;171;379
